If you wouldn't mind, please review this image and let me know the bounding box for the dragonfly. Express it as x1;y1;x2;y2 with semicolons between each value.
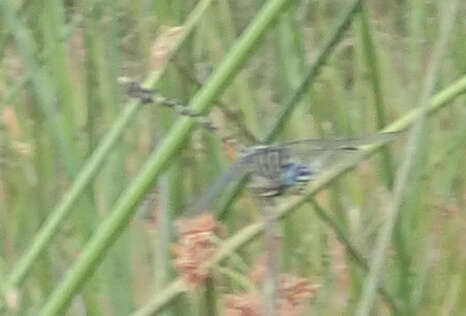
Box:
186;132;401;216
118;78;401;216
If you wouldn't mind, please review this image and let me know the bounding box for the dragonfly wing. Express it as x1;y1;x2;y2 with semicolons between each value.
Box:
184;156;253;216
280;132;402;153
297;148;364;176
281;132;402;176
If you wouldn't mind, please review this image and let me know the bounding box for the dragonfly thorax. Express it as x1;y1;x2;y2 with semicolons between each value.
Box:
244;146;315;197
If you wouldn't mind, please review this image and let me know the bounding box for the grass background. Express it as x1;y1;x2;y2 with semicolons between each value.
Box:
0;0;465;315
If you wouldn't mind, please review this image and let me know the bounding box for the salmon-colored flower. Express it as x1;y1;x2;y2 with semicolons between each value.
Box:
279;275;321;316
2;107;20;138
225;268;320;316
173;214;220;287
280;274;320;306
150;26;184;70
248;256;267;284
224;294;263;316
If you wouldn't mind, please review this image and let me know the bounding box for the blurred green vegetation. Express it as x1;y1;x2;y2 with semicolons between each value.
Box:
0;0;465;315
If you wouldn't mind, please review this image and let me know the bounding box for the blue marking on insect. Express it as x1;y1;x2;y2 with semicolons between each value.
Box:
282;163;314;187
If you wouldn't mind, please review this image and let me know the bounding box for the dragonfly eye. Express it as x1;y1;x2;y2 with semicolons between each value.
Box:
282;163;313;187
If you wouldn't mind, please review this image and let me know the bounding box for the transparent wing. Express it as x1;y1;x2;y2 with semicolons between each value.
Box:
279;132;402;174
184;155;253;216
279;132;402;153
293;147;363;175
